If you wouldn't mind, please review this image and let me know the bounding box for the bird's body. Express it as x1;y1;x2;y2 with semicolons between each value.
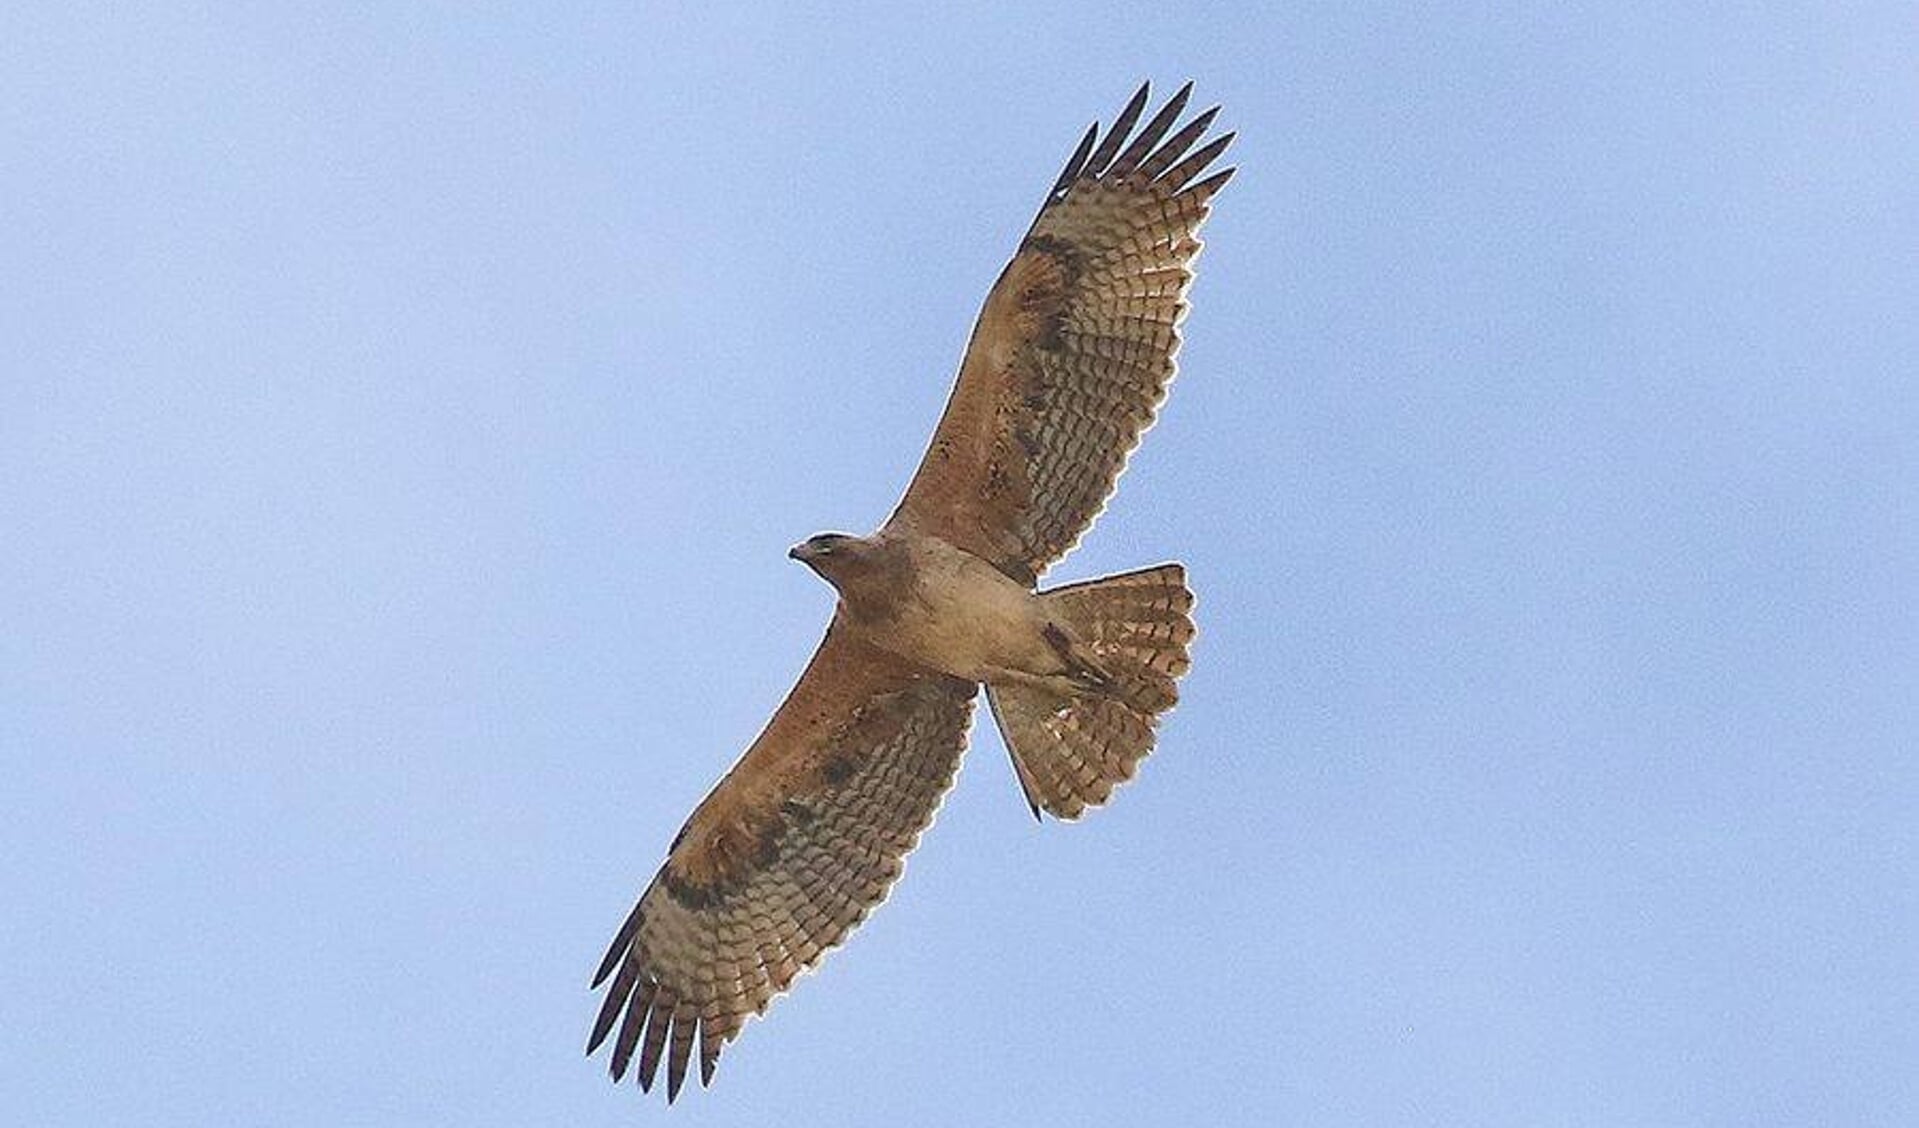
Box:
796;530;1080;693
587;82;1234;1101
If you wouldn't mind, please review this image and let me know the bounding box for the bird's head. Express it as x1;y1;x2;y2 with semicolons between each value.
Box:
788;532;871;588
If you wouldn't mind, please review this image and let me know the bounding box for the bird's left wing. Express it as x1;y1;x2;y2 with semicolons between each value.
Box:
587;619;975;1101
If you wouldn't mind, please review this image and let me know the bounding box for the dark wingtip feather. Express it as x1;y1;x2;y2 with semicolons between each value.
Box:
585;1028;613;1059
591;899;645;988
1109;83;1194;179
637;994;672;1094
1162;131;1235;193
666;1012;696;1104
1039;83;1236;214
1085;82;1152;176
1049;121;1100;200
1168;80;1198;127
609;981;657;1081
698;1019;726;1089
1133;105;1221;184
585;958;635;1055
585;1006;616;1057
1181;166;1236;204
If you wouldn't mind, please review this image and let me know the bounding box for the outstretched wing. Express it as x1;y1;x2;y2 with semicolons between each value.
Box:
887;82;1234;585
587;622;976;1101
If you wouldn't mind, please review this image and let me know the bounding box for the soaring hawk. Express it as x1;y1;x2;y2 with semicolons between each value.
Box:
587;82;1234;1101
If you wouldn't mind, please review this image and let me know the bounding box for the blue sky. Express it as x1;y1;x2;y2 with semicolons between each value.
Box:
4;4;1915;1125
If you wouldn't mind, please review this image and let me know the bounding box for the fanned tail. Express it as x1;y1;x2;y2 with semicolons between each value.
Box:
988;564;1195;820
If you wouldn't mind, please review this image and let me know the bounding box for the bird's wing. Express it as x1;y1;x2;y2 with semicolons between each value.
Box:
886;82;1234;584
587;620;976;1101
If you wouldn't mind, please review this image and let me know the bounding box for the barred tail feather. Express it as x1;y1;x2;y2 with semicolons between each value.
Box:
988;563;1195;820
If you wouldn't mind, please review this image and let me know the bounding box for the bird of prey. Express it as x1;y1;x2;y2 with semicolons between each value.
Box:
587;82;1233;1102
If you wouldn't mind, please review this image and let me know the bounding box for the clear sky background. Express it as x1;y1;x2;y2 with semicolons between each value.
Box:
4;5;1915;1125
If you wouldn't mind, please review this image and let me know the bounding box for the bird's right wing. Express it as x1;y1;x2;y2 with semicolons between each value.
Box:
886;82;1234;584
587;620;976;1101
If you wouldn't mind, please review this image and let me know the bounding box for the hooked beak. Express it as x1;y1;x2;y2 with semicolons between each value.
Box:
787;541;810;562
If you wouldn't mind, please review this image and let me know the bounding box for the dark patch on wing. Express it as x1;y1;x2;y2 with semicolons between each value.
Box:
1041;621;1076;665
1015;235;1078;350
660;870;721;911
820;751;858;785
660;807;793;910
1020;233;1082;275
